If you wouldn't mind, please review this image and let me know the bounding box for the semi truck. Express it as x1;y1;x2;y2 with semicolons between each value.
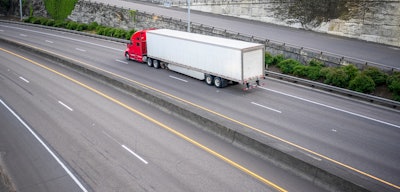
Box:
125;29;265;89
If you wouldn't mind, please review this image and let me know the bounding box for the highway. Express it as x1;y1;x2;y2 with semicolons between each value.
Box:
100;0;400;68
0;22;399;192
0;41;315;191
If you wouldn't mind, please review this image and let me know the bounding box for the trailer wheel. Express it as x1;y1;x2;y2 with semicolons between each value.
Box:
125;52;130;61
205;74;214;86
147;58;153;67
214;77;228;88
214;77;222;88
153;60;160;69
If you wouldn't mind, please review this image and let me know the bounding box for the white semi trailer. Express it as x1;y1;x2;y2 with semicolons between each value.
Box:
125;29;265;89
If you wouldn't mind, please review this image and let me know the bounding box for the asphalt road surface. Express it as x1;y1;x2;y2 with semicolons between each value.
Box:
0;38;329;191
0;21;399;191
0;100;85;192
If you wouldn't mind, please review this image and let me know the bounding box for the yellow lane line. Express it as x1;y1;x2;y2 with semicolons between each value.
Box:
0;47;287;192
3;39;399;190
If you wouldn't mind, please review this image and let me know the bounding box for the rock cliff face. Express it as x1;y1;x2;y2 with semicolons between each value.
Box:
184;0;400;47
320;1;400;47
68;1;133;29
0;0;47;17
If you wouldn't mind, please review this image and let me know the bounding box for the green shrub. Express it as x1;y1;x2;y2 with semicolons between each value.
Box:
387;72;400;101
264;53;284;67
265;52;274;67
362;67;387;86
39;17;48;25
271;54;285;66
96;27;106;35
293;65;322;81
32;17;42;24
319;67;331;79
348;73;375;93
293;65;308;77
308;59;324;67
106;28;117;37
66;21;78;30
95;25;104;31
323;68;349;88
306;66;323;80
322;64;359;88
342;64;358;81
305;59;324;80
45;19;55;26
113;29;127;39
278;59;301;74
88;22;99;30
76;23;88;31
53;20;68;28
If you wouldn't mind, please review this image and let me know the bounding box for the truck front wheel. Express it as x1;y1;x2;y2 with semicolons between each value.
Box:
205;74;214;86
125;52;130;61
147;58;153;67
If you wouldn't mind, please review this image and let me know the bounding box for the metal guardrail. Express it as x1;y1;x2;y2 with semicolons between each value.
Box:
266;71;400;109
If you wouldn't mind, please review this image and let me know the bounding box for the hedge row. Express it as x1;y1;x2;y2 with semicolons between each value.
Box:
265;53;400;101
23;17;136;40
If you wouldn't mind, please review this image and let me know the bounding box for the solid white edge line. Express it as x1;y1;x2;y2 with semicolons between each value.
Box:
75;48;86;52
259;86;400;129
306;153;322;161
58;101;74;111
251;102;282;113
169;75;188;82
1;25;123;52
19;76;30;83
0;99;88;192
115;59;128;64
122;145;149;164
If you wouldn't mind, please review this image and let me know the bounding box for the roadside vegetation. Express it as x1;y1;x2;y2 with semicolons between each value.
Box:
44;0;78;20
23;16;135;40
265;53;400;101
21;16;400;102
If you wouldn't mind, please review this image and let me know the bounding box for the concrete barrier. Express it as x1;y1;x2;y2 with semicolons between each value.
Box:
0;36;378;192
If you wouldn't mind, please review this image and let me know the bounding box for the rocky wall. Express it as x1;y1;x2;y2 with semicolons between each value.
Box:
177;0;400;47
0;0;47;18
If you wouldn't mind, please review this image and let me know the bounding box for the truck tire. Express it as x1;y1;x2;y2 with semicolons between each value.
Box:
214;77;228;88
147;58;153;67
153;60;160;69
214;77;222;88
205;74;214;86
125;52;130;61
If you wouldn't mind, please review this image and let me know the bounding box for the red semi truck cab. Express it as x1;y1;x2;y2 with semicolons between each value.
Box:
125;29;154;62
